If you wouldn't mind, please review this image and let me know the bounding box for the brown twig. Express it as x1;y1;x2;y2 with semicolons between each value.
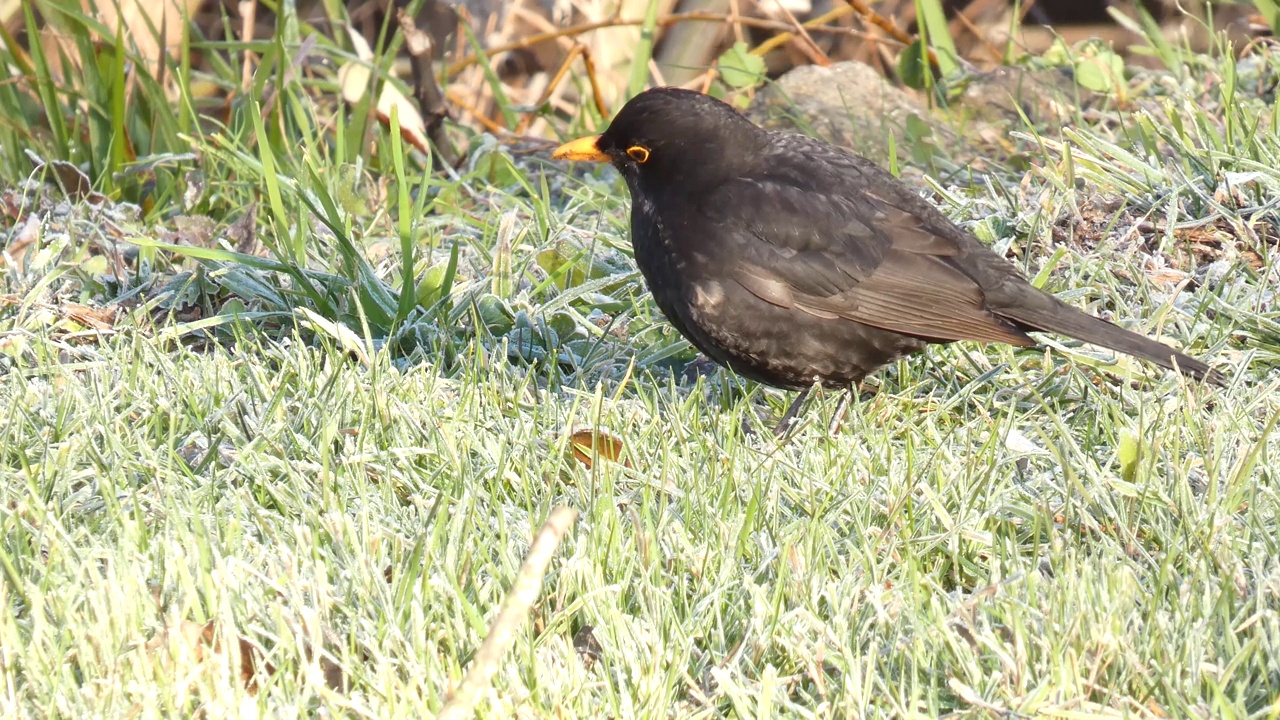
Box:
578;44;610;119
842;0;944;73
649;58;669;88
842;0;916;47
398;7;458;168
446;10;885;77
518;44;579;134
749;5;862;58
445;87;507;134
697;69;714;94
469;36;611;135
769;0;832;66
948;0;1014;62
728;0;746;45
238;0;257;93
680;5;869;92
520;42;610;129
511;2;561;37
436;506;578;720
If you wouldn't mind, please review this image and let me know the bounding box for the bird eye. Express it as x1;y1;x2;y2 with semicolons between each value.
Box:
626;145;650;163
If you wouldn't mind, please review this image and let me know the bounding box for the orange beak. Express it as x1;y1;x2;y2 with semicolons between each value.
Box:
552;135;610;163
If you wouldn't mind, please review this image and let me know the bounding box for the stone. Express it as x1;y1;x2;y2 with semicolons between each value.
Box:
748;61;960;167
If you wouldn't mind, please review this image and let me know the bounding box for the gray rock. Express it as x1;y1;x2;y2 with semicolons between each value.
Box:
748;61;959;167
955;66;1085;127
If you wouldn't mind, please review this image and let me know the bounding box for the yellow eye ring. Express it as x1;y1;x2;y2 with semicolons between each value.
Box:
626;145;650;163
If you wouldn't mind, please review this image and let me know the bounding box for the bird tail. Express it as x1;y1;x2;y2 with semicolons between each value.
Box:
999;295;1226;386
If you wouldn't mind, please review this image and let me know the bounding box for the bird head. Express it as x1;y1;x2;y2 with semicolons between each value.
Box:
553;87;767;196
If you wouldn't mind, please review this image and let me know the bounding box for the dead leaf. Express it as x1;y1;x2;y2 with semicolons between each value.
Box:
1145;267;1189;288
61;303;118;331
183;170;206;211
572;625;602;670
1;188;26;221
568;425;628;469
144;619;273;694
226;203;259;255
317;653;349;693
46;159;95;200
43;0;202;81
338;28;431;153
2;216;39;268
170;215;219;248
1239;247;1264;270
947;676;1005;713
25;153;108;205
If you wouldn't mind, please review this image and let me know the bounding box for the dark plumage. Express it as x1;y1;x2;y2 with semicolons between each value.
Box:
554;87;1224;419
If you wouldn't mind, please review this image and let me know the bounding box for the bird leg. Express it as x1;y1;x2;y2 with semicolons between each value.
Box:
773;386;813;437
827;384;857;435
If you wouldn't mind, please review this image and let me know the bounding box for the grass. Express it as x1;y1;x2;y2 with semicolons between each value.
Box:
4;323;1276;717
2;1;1280;717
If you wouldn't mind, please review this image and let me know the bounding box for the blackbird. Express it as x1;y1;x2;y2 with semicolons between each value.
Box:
554;87;1224;426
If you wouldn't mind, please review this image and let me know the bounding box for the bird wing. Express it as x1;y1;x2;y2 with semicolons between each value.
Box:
709;156;1034;347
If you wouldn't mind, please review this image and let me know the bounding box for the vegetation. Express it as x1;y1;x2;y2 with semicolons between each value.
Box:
0;0;1276;716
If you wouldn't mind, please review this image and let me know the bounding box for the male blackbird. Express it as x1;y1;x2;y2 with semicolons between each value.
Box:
554;87;1224;425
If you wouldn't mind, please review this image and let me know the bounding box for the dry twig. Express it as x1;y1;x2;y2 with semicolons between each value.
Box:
437;506;579;720
399;7;459;167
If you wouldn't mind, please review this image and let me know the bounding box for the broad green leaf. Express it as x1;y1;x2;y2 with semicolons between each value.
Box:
717;42;766;90
1075;49;1125;94
897;39;931;90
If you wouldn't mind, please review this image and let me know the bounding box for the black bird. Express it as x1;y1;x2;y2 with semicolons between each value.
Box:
554;87;1224;429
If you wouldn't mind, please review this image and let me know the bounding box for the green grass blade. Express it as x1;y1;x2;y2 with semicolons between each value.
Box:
390;105;417;323
628;0;662;100
24;0;69;156
914;0;960;79
460;22;517;129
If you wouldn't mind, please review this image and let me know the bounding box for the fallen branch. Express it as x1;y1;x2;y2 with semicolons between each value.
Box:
437;506;579;720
